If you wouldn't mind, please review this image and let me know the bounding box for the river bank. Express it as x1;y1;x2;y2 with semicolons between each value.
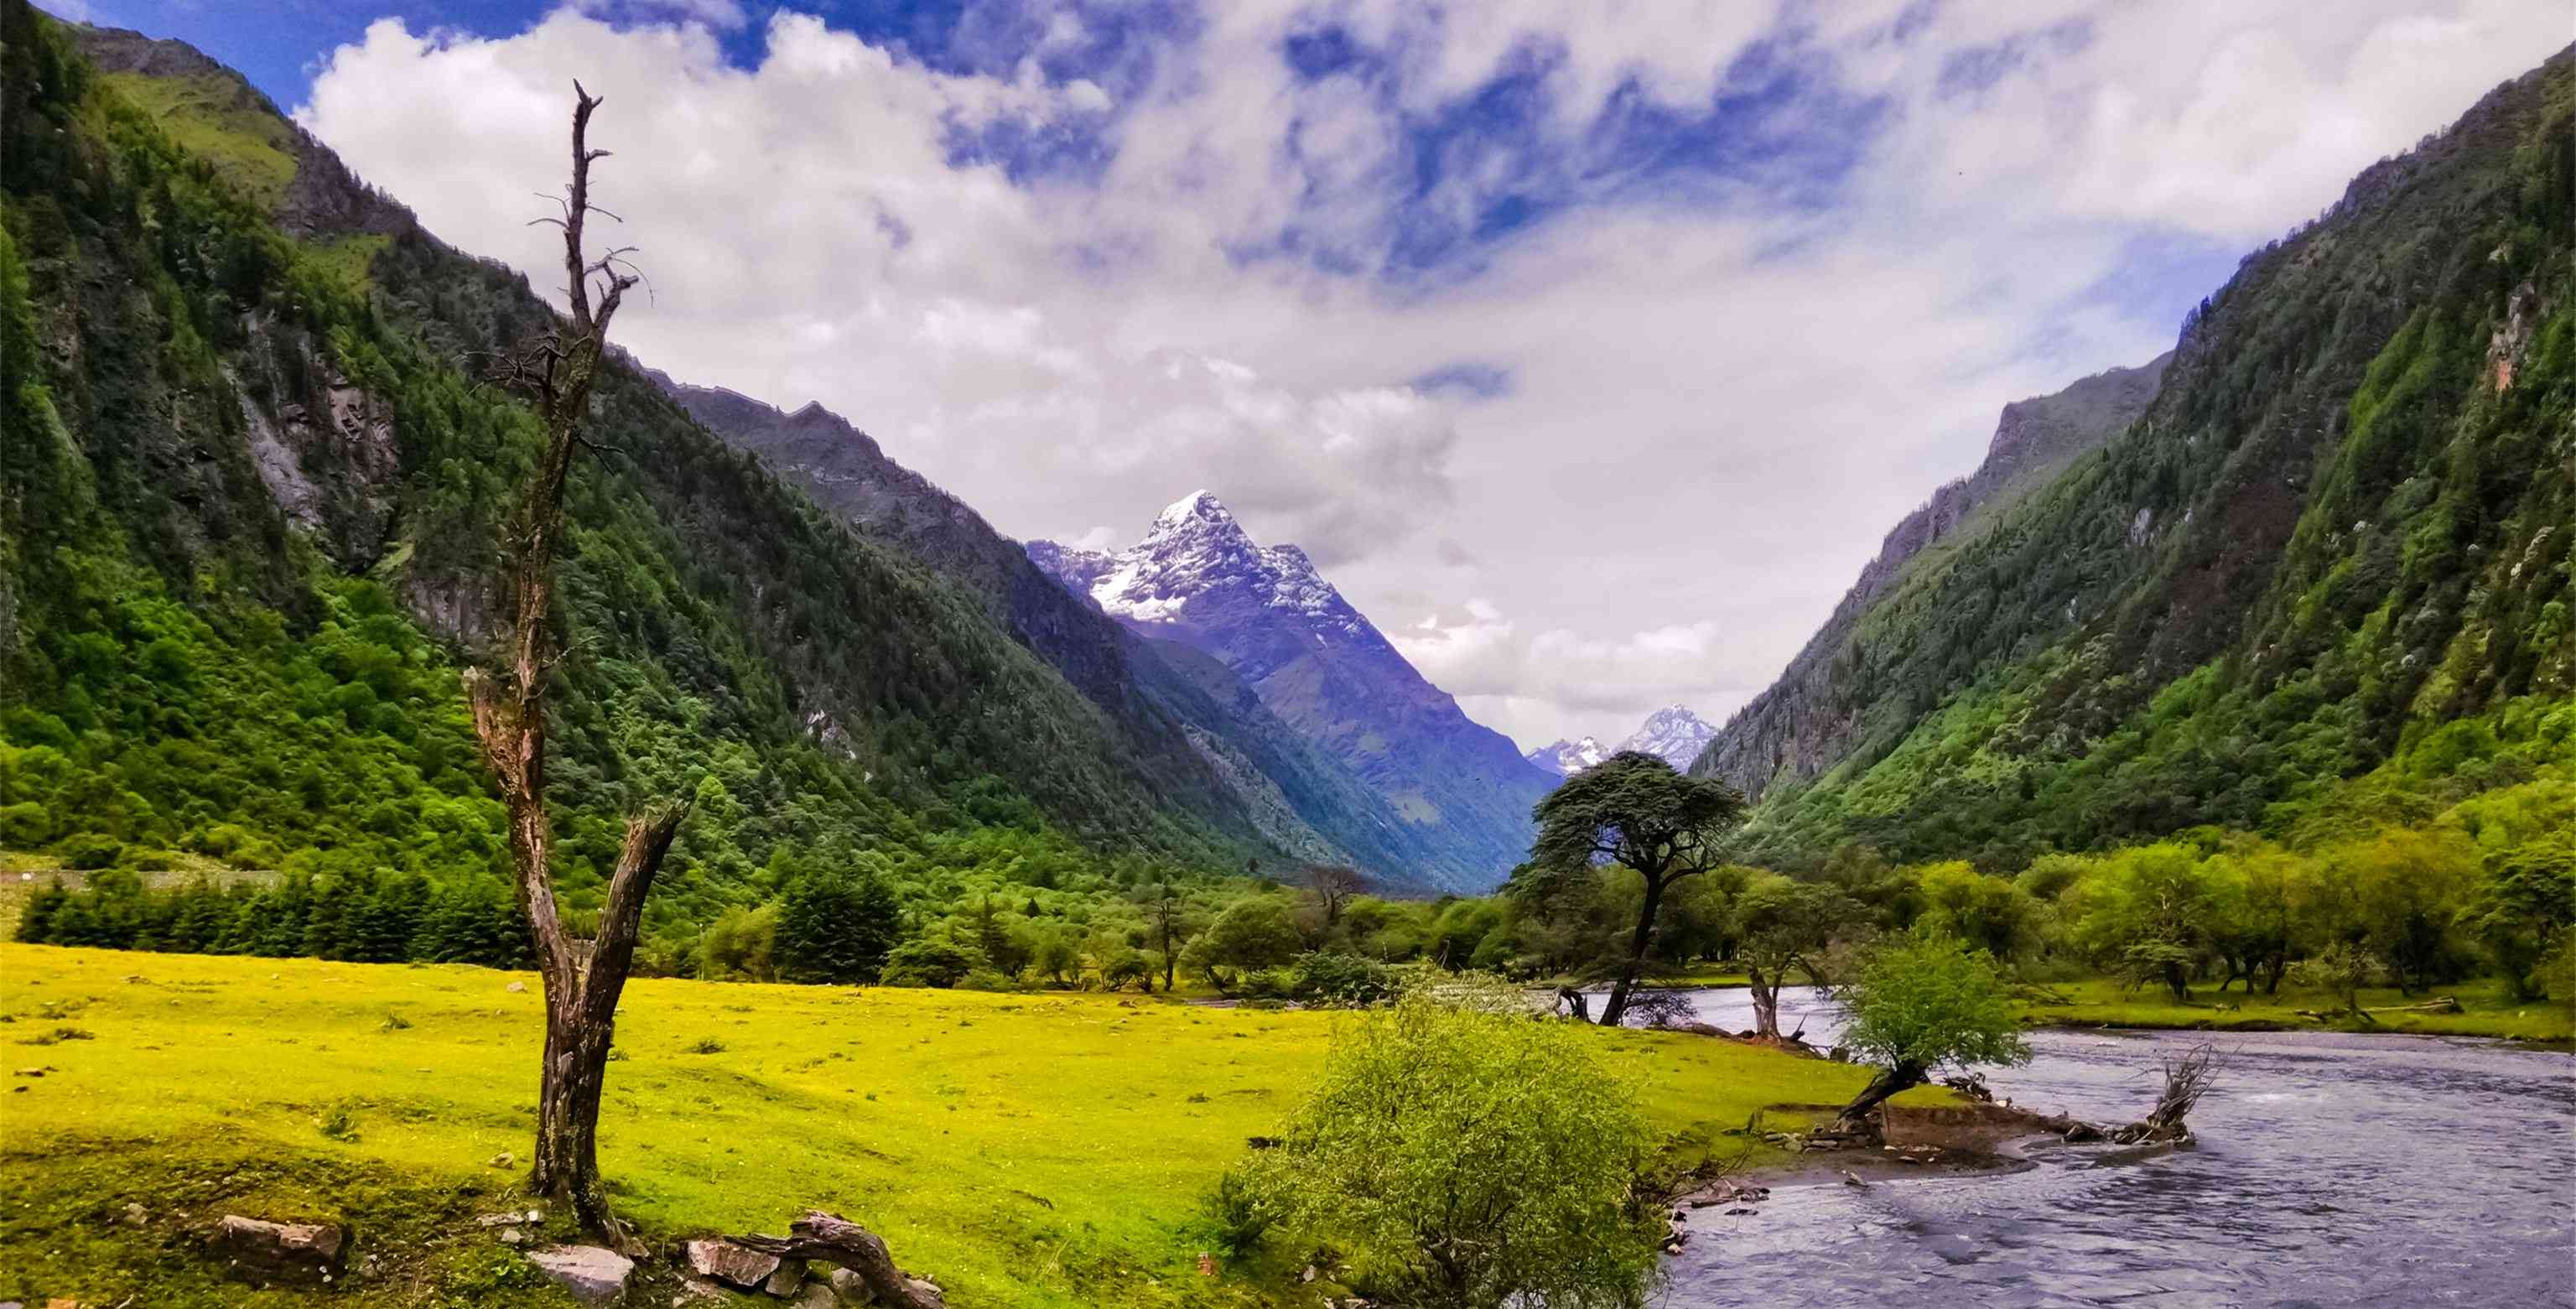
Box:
2005;975;2573;1043
1658;987;2576;1306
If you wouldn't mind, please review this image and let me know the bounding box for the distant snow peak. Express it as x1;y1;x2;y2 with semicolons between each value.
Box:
1618;704;1715;770
1028;491;1367;642
1526;735;1611;776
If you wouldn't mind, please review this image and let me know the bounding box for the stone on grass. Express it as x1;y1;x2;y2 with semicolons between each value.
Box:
826;1265;873;1303
213;1214;347;1285
763;1257;809;1296
683;1238;781;1290
789;1284;838;1309
527;1244;634;1306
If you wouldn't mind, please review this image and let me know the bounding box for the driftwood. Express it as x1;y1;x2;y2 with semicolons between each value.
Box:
732;1212;945;1308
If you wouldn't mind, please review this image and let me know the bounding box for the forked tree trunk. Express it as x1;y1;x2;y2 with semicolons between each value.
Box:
465;82;684;1244
1597;872;1667;1026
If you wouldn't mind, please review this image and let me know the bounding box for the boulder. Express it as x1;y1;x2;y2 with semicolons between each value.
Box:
826;1266;875;1303
789;1284;838;1309
683;1238;782;1290
764;1258;809;1296
527;1244;635;1305
213;1215;347;1285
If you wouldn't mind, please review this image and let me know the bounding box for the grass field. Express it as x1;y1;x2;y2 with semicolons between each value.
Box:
2011;975;2573;1041
0;944;1923;1308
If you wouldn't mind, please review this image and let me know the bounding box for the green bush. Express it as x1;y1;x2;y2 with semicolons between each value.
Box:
1231;977;1665;1308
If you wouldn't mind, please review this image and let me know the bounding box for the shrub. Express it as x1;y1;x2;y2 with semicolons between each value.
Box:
52;834;123;870
1230;976;1665;1309
1292;953;1403;1007
882;935;985;990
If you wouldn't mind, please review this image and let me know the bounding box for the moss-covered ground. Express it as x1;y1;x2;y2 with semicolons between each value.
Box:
2011;975;2572;1041
0;944;1924;1307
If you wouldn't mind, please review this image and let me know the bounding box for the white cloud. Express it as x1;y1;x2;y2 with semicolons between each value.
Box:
299;0;2568;750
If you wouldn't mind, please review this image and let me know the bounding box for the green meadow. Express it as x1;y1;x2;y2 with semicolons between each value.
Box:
2011;975;2573;1042
0;944;1919;1308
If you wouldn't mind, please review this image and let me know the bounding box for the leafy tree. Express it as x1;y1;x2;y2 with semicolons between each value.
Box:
2065;844;2215;1000
2461;832;2573;1000
1136;879;1194;994
1912;862;2033;961
1232;978;1665;1309
881;932;984;989
1731;875;1857;1039
1831;933;2030;1130
778;866;901;984
1516;752;1745;1025
1181;896;1304;992
2291;942;2380;1021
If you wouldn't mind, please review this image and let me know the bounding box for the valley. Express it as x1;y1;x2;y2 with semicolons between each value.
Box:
1;3;2570;1307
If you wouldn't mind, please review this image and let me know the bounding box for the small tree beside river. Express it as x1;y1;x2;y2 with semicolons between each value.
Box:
1832;933;2031;1132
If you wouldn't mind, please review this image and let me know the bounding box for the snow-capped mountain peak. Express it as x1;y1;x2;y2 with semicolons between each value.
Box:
1525;736;1611;776
1035;493;1368;650
1617;704;1716;770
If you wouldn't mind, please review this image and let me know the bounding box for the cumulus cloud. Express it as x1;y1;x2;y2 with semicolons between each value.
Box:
299;0;2565;751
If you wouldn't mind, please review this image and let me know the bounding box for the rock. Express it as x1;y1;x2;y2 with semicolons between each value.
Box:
506;981;527;993
763;1257;809;1296
2062;1122;2105;1144
671;1275;730;1305
527;1245;634;1305
499;1228;527;1246
903;1277;946;1308
826;1266;874;1303
683;1238;781;1290
788;1284;837;1309
121;1203;147;1227
1724;1207;1757;1216
213;1214;347;1285
488;1151;516;1169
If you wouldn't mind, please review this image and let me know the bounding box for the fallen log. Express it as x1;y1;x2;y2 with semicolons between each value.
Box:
2364;997;2462;1015
731;1212;946;1308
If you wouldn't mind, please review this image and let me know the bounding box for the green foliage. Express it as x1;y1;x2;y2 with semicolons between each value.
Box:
1837;934;2031;1078
1525;751;1743;880
1720;56;2576;869
1230;979;1666;1309
776;863;901;984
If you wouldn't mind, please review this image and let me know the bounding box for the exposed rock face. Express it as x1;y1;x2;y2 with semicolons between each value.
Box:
1690;355;2170;799
212;1215;346;1285
527;1244;635;1305
1033;492;1556;887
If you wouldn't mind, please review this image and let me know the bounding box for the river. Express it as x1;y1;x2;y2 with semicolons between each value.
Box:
1655;987;2575;1307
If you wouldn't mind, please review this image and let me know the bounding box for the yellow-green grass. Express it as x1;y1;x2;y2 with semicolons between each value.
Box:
2012;975;2573;1041
0;945;1919;1308
100;72;300;208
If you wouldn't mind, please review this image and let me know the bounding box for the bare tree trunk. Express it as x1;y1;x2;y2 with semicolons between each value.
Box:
1597;872;1666;1026
465;82;683;1245
1746;966;1781;1040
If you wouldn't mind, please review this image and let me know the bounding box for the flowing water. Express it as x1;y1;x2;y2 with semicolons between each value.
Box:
1655;988;2576;1308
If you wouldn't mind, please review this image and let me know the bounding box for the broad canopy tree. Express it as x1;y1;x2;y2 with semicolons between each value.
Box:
1516;752;1745;1026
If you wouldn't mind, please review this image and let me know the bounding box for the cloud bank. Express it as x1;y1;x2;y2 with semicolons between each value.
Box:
298;0;2563;748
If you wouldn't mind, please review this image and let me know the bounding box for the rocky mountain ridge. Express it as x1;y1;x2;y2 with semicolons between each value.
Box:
1033;494;1556;885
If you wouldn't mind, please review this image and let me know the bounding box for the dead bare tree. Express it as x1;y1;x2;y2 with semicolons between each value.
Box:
465;81;681;1244
1300;863;1367;934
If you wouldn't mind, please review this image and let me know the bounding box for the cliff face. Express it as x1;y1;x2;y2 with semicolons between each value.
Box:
1695;356;2170;801
1696;49;2576;866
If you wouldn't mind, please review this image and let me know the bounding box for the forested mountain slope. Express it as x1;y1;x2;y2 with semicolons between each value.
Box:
0;8;1326;936
665;382;1498;891
1696;49;2576;869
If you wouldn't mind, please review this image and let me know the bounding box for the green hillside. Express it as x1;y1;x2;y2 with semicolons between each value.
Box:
1701;49;2576;870
0;3;1306;955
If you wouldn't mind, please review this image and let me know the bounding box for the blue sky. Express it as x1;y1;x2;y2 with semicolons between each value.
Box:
49;0;2563;745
